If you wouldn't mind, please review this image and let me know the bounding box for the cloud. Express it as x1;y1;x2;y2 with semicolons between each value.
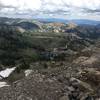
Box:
82;8;100;15
0;0;42;10
0;0;100;20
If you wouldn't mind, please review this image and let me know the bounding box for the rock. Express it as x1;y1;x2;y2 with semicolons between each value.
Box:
17;94;32;100
80;68;100;86
70;77;94;92
59;95;69;100
82;56;98;65
73;56;89;64
66;86;75;92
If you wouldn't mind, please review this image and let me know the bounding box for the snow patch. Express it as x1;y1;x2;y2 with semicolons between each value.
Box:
25;70;33;77
0;67;16;79
0;82;9;88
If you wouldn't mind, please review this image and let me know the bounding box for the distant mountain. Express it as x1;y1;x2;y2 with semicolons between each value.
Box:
0;17;21;25
14;22;40;30
71;19;100;25
96;24;100;28
36;18;68;23
0;17;41;31
36;18;100;25
0;17;100;26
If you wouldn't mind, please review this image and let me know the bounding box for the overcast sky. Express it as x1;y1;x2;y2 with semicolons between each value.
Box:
0;0;100;20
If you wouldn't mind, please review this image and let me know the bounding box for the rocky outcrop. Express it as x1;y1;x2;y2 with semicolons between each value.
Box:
0;69;99;100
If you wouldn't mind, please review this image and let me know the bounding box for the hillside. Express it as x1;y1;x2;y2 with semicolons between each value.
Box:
0;24;43;67
0;17;100;99
0;18;99;68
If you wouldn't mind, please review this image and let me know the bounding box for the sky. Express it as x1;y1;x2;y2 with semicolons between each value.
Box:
0;0;100;20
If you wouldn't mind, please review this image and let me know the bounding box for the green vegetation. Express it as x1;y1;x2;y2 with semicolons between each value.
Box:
0;25;41;67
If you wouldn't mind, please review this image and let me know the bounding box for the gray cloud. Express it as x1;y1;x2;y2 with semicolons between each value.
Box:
83;8;100;13
0;2;16;10
81;8;100;16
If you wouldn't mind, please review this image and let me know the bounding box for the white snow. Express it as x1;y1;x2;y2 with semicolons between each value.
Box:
0;67;16;88
25;70;33;77
0;82;9;88
0;67;16;78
